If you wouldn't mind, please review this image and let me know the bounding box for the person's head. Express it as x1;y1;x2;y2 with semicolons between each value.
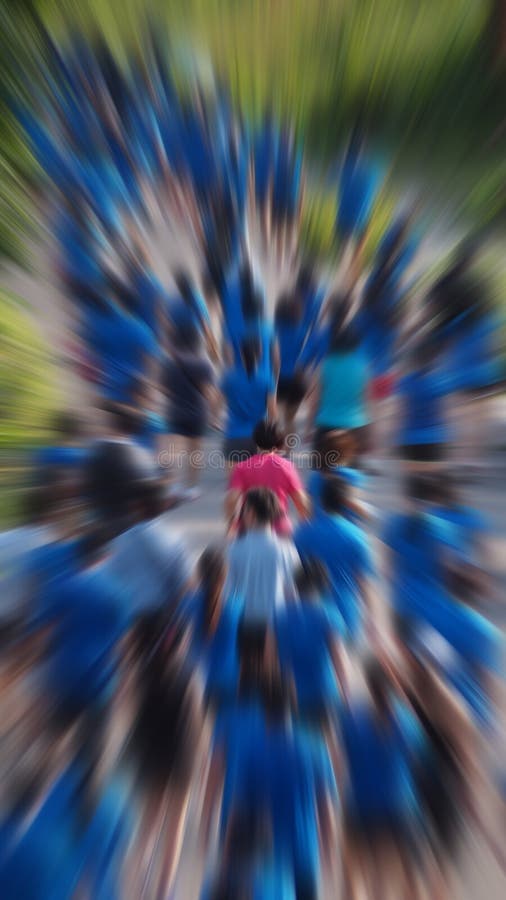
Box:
376;213;411;272
135;478;167;523
294;558;329;600
108;272;137;316
429;473;458;508
274;292;302;327
201;265;219;305
410;333;438;370
241;488;280;530
241;286;264;323
240;335;261;377
174;270;193;303
173;322;202;353
445;561;480;608
130;606;186;681
239;259;253;294
51;411;83;444
104;401;142;437
328;302;359;353
314;429;355;471
320;476;350;516
364;657;393;718
198;544;227;608
253;419;285;452
203;250;225;299
22;483;58;525
296;259;315;292
78;523;112;567
404;473;435;506
450;237;480;280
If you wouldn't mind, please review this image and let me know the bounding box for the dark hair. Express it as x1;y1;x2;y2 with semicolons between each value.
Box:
393;612;417;648
173;323;201;353
78;524;111;564
445;564;476;604
295;558;329;597
296;261;314;291
364;657;391;716
242;487;280;526
197;544;227;636
174;270;193;303
51;411;82;441
22;484;56;523
429;245;486;335
110;276;138;316
201;266;219;299
241;287;264;322
137;478;166;521
103;401;142;436
240;335;261;377
405;474;434;503
314;429;355;469
410;333;439;369
375;214;410;273
253;419;285;451
275;293;302;326
320;476;349;514
328;306;360;353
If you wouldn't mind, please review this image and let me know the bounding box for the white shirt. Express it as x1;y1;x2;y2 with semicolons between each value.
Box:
226;529;299;624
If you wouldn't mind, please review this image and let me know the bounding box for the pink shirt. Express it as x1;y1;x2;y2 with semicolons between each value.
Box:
229;452;303;535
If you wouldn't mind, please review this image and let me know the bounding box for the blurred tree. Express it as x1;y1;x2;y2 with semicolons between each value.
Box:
0;291;60;450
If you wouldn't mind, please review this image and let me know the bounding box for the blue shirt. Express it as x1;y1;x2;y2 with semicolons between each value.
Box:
169;291;210;335
383;512;450;621
307;468;365;523
337;153;380;237
0;764;131;900
184;590;241;701
87;304;157;401
398;368;456;446
276;321;308;378
221;365;273;438
275;602;344;709
32;446;88;469
45;564;128;708
295;513;373;639
316;349;370;429
340;700;424;820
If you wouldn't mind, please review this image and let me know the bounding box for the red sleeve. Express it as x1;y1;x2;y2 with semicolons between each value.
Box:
284;459;303;496
229;461;248;492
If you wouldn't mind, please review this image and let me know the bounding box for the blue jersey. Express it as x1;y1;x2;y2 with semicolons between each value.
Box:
184;590;241;701
0;764;131;900
398;369;454;446
382;512;452;623
275;602;344;710
44;565;128;709
307;468;365;523
295;512;373;639
337;151;380;237
87;303;157;402
221;365;273;439
340;700;424;821
276;321;308;378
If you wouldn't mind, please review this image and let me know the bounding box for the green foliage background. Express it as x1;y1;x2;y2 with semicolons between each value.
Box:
1;0;505;268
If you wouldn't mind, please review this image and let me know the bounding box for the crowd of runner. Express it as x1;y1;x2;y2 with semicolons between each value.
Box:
1;30;504;899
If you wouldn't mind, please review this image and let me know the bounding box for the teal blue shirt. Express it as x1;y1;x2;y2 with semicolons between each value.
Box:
316;349;370;429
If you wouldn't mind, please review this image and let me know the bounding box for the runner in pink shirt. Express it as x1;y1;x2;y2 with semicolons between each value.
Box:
225;419;310;535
